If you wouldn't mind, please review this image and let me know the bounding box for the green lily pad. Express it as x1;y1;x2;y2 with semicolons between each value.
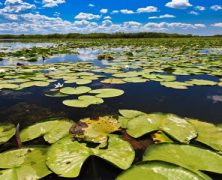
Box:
70;116;120;145
75;79;92;85
19;81;49;89
117;161;211;180
119;109;146;119
63;95;104;108
0;83;19;90
0;147;51;179
46;135;135;178
143;144;222;174
125;112;197;143
0;123;16;145
101;78;126;84
123;77;147;83
160;81;191;89
188;119;222;152
20;119;73;144
60;86;91;95
186;79;217;86
90;88;124;98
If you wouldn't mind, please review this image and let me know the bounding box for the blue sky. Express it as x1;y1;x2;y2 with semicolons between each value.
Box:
0;0;221;35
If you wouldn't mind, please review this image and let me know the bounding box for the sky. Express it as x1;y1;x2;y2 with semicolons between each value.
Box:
0;0;221;35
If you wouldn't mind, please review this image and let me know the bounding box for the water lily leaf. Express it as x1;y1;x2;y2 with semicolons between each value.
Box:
75;79;92;85
20;119;73;144
60;86;91;95
160;81;191;89
125;113;197;143
0;83;19;90
119;109;146;119
143;144;222;174
188;119;222;152
70;116;120;145
186;79;217;86
117;161;211;180
123;77;147;83
90;88;124;98
101;78;126;84
63;95;103;108
0;147;51;179
19;81;49;89
46;135;135;178
45;92;68;97
0;123;16;145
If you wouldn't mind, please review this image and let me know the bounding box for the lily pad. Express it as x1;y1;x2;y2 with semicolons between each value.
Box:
70;116;120;145
90;88;124;98
20;119;73;144
0;123;16;145
63;95;104;108
117;161;210;180
186;79;217;86
46;135;135;178
101;78;126;84
160;81;191;89
0;83;19;90
143;144;222;174
0;147;51;179
125;112;197;143
60;86;91;95
188;119;222;152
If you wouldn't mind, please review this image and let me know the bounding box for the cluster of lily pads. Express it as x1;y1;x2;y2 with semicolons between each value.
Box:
0;43;78;62
0;109;222;179
0;47;222;108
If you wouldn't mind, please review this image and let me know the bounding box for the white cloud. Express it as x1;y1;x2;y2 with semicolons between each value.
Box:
149;14;175;19
120;9;134;14
210;5;222;11
165;0;192;9
88;4;95;7
43;0;65;8
104;16;111;20
211;23;222;28
0;0;35;13
111;10;119;14
100;9;108;14
75;12;101;20
137;6;158;13
195;6;205;11
189;11;199;15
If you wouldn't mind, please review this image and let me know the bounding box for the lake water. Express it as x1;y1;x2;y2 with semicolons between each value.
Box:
0;43;221;179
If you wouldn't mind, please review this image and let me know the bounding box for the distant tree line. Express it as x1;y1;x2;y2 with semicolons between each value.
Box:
0;32;220;39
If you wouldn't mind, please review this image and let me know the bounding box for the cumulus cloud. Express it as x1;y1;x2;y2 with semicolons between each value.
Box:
88;4;95;7
189;11;199;15
43;0;65;8
149;14;175;19
100;9;108;14
137;6;158;13
195;6;205;11
111;10;119;14
120;9;134;14
165;0;192;9
211;23;222;28
104;16;111;20
210;5;222;11
0;0;35;13
75;12;101;20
